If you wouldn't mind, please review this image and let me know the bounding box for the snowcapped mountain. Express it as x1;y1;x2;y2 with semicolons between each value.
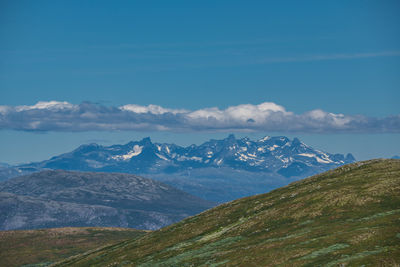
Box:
22;134;354;176
2;135;355;203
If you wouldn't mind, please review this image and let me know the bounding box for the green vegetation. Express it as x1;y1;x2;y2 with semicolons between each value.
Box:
51;159;400;266
0;227;147;267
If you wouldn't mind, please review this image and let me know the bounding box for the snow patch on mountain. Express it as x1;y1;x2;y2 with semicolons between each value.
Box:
298;153;316;158
156;153;169;161
177;156;202;162
259;136;271;142
8;135;355;182
112;145;143;161
268;145;279;151
315;157;332;164
298;153;333;164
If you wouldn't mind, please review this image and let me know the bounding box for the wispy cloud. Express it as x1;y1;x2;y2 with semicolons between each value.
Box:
257;51;400;64
0;101;399;134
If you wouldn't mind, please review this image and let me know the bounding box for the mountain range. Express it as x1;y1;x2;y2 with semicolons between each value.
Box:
0;135;355;202
0;170;213;230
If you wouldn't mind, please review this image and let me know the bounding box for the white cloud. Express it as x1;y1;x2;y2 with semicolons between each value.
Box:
15;101;77;112
305;109;351;127
258;51;400;64
120;104;187;115
0;106;11;115
0;101;398;133
186;102;290;123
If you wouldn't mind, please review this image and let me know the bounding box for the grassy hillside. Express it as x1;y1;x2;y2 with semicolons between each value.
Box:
53;159;400;266
0;227;147;267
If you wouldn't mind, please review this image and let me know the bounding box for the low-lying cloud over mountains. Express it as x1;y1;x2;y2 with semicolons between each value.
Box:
0;101;399;133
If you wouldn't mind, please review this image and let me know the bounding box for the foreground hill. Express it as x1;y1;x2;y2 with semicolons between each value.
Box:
0;170;213;230
1;135;355;202
0;227;147;267
55;159;400;266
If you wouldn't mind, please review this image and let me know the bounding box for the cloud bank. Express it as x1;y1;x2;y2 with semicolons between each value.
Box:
0;101;399;133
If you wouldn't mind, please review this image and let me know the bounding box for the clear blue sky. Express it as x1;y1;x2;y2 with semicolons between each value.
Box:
0;0;399;164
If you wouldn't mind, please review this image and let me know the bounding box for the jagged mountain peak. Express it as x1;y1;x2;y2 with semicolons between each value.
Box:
226;133;236;140
15;135;355;179
139;136;152;145
75;143;103;152
292;137;301;145
126;137;153;147
258;135;271;142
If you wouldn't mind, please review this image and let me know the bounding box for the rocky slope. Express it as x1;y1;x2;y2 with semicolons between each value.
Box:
54;159;400;266
0;170;213;230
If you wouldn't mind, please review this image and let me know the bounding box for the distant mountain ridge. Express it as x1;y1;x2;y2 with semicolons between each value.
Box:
0;163;9;168
0;170;213;230
0;135;355;202
12;134;354;175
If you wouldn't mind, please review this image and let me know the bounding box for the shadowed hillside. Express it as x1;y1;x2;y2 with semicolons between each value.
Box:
53;159;400;266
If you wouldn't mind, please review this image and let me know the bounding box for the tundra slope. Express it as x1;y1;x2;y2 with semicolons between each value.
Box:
54;159;400;266
0;227;147;267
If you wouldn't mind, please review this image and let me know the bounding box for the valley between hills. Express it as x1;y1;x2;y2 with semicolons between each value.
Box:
1;159;399;266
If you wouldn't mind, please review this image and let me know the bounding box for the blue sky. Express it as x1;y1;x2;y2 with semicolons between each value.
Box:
0;0;399;164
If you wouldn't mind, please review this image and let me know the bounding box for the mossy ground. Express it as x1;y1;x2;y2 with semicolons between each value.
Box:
43;160;400;266
0;227;147;267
